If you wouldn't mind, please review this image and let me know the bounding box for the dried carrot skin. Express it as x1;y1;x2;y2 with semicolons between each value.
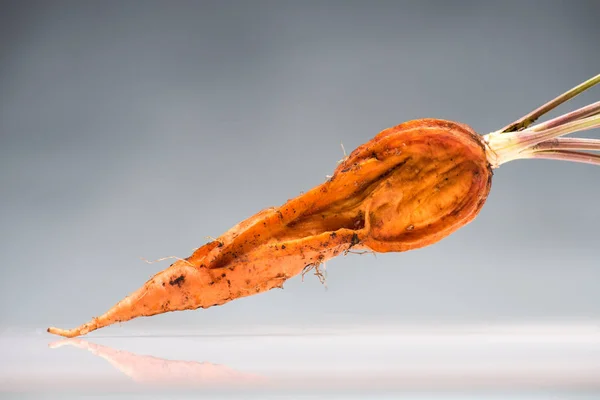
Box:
48;118;492;338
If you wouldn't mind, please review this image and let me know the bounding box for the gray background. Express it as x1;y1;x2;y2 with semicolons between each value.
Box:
1;0;599;332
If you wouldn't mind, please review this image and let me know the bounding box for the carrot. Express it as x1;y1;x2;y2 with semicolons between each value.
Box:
48;74;600;338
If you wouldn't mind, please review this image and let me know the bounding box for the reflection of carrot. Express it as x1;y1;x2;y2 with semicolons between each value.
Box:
49;339;267;386
48;74;600;338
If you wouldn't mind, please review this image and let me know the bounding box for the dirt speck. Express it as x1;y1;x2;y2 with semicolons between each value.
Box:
169;275;185;287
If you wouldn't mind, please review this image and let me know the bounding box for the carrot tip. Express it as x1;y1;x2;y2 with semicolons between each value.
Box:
47;326;66;336
47;326;82;338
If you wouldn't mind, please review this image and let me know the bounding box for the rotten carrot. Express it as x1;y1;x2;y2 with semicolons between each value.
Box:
48;73;600;338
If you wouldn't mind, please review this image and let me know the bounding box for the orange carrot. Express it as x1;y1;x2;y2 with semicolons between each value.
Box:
48;74;600;338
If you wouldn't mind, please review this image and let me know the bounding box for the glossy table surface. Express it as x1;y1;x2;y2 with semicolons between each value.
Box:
2;323;600;399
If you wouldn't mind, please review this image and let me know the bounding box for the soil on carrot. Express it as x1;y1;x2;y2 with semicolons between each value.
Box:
47;73;600;338
169;275;185;287
48;118;493;338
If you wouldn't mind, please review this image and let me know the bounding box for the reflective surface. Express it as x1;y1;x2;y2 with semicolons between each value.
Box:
2;323;600;398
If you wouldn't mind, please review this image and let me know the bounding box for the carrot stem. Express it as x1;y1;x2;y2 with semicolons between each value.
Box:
527;150;600;167
516;114;600;149
500;73;600;133
526;101;600;132
530;137;600;152
484;74;600;168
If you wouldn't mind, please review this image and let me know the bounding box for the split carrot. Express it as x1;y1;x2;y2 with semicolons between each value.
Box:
48;73;600;338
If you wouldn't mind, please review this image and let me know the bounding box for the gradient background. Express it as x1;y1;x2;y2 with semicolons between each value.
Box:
1;0;599;334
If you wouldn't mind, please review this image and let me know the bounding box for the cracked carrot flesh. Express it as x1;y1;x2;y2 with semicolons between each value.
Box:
48;118;492;338
47;73;600;338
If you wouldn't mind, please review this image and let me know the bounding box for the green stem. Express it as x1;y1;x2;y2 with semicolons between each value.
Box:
500;73;600;133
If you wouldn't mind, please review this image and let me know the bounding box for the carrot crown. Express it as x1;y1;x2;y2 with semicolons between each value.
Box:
483;73;600;168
